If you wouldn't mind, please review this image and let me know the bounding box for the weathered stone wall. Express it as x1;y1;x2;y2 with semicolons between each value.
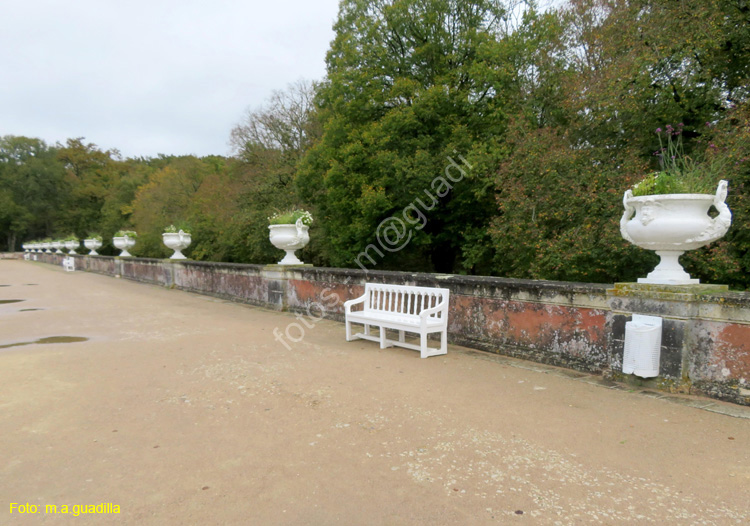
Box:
282;267;611;372
29;253;750;406
606;283;750;404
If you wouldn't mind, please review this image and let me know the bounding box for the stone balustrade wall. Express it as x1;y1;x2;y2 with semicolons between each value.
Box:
27;253;750;406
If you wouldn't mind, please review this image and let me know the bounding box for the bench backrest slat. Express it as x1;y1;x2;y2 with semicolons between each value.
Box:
363;283;449;319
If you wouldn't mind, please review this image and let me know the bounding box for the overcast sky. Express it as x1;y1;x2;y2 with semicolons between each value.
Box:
0;0;342;158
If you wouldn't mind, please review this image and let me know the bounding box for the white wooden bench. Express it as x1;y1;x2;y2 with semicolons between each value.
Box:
344;283;450;358
62;256;75;272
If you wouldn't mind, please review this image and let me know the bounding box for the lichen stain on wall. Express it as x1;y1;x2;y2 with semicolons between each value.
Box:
287;279;364;317
446;294;607;364
708;323;750;381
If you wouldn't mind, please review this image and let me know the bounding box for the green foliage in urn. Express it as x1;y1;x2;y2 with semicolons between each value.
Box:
631;124;728;196
163;223;191;234
268;209;313;226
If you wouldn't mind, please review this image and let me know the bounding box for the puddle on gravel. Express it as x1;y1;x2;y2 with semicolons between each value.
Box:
0;336;89;350
23;284;38;286
19;308;43;312
0;285;9;287
0;299;24;304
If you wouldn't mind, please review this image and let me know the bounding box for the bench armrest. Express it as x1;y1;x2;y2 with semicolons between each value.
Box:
344;293;367;313
419;298;449;325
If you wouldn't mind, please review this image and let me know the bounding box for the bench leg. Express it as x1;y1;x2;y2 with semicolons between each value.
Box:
440;328;447;354
380;327;388;349
398;330;405;343
420;332;428;358
364;324;371;336
345;318;352;341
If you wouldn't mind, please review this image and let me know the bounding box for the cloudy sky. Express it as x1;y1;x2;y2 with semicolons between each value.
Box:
0;0;342;158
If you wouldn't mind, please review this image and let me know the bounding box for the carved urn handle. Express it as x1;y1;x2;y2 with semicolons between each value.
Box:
295;217;305;239
693;179;732;243
620;189;636;244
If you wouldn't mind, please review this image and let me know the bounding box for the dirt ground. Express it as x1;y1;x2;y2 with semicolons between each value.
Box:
1;259;748;525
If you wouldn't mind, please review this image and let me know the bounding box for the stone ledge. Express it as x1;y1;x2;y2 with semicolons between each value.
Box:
608;282;730;301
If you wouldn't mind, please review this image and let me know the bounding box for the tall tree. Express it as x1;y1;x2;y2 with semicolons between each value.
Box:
130;155;226;257
230;79;320;173
56;138;124;238
228;80;322;264
0;136;66;250
298;0;528;273
490;0;750;284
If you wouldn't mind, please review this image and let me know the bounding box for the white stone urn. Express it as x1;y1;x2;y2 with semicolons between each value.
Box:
162;230;191;259
269;218;310;265
84;238;102;255
52;240;64;254
64;240;79;254
113;236;136;257
620;180;732;284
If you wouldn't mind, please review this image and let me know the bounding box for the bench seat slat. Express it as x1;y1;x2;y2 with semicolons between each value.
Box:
347;310;444;328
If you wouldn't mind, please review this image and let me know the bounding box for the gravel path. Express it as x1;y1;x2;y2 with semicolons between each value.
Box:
1;260;748;525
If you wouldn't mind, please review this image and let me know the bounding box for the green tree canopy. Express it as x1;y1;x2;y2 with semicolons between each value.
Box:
298;0;525;273
0;136;66;250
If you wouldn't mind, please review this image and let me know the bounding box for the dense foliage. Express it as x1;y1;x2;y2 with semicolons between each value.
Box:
2;0;749;287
